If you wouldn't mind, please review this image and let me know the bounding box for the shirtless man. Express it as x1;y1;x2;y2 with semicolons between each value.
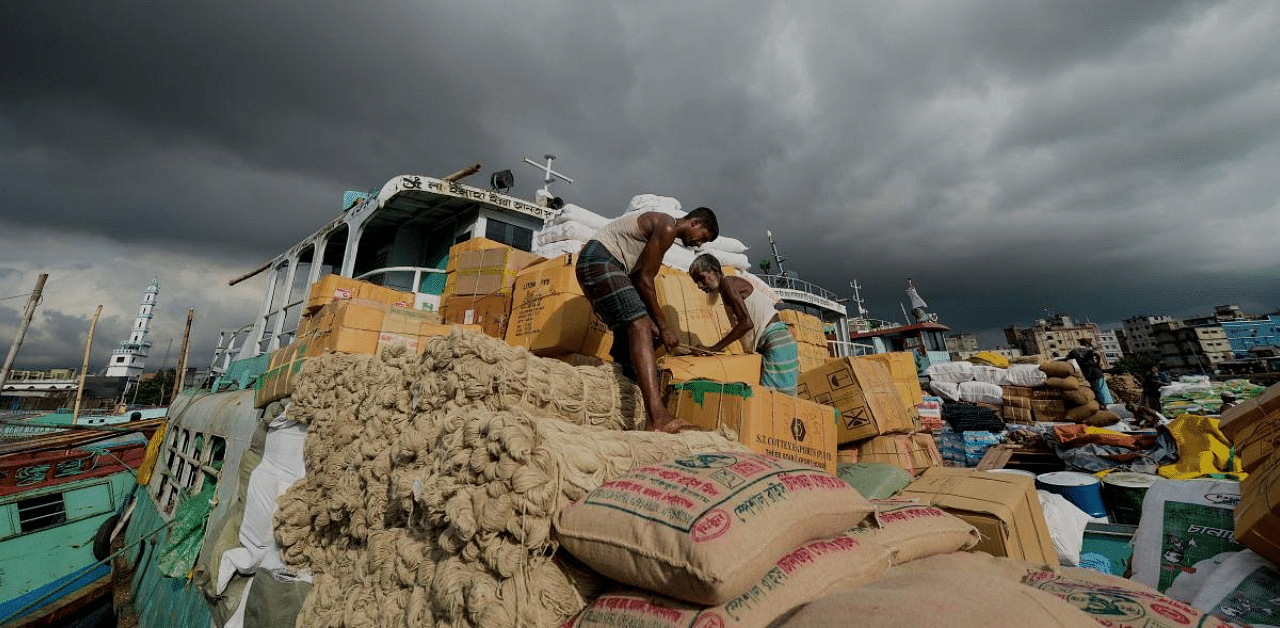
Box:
576;207;719;431
688;253;799;395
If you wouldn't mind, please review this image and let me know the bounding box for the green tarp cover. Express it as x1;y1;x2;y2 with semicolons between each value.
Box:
158;480;218;578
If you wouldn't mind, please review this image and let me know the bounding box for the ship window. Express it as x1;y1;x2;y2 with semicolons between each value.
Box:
156;429;226;514
484;219;533;252
17;493;66;534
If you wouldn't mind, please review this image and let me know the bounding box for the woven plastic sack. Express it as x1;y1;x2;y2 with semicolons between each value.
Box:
555;451;874;605
1005;364;1048;387
924;361;974;384
848;501;979;564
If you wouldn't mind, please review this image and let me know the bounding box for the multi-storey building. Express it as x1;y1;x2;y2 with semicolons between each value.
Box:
105;279;159;380
1004;314;1107;367
1151;321;1235;374
1098;329;1124;364
1221;315;1280;358
1122;315;1178;357
945;333;979;357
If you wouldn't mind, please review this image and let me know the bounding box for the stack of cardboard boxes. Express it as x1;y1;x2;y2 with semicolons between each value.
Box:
1224;384;1280;564
440;238;542;340
1001;386;1034;424
795;354;938;476
504;253;614;361
654;266;745;354
256;275;479;407
779;309;832;373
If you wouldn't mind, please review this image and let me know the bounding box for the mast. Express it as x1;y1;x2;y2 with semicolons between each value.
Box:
171;308;194;404
72;304;103;424
765;230;788;276
0;273;48;391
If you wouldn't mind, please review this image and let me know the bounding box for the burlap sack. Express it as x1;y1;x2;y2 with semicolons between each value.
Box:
555;452;874;605
1019;567;1238;628
565;532;892;628
848;501;980;564
1061;388;1095;406
778;554;1098;628
1039;361;1076;378
1044;376;1081;391
1083;410;1121;427
1064;400;1101;422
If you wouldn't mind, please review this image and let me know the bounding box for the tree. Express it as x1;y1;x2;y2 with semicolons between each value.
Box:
131;369;176;406
1111;354;1161;377
758;259;772;274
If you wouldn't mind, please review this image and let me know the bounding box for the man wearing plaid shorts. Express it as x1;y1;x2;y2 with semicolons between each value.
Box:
576;207;719;432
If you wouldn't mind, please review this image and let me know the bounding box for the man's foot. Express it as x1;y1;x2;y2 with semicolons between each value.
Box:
649;418;700;434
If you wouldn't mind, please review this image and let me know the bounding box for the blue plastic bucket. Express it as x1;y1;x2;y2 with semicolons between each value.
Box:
1036;471;1107;519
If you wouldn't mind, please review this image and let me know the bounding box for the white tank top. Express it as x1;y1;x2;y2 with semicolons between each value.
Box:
593;212;649;273
734;279;781;351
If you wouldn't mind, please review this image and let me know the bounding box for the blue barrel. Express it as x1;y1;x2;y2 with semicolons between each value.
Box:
1036;471;1107;519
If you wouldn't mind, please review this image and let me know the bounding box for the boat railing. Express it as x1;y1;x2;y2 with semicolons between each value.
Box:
828;339;877;357
355;266;448;295
757;274;841;302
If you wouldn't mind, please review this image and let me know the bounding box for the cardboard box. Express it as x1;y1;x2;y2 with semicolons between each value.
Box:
1001;406;1034;424
796;358;916;444
1030;398;1068;421
1235;449;1280;565
899;467;1057;564
305;274;414;312
1002;386;1033;409
658;354;762;386
855;433;942;476
779;309;826;346
1232;417;1280;473
443;238;542;297
254;339;308;408
1220;383;1280;440
837;447;859;465
441;292;511;339
667;381;839;474
855;352;924;410
654;268;742;355
304;300;469;356
505;255;614;358
916;396;944;431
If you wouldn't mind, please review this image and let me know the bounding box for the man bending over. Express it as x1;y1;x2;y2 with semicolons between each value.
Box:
576;207;719;431
688;253;798;395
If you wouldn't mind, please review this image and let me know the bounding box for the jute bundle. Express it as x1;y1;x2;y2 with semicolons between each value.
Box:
276;331;745;628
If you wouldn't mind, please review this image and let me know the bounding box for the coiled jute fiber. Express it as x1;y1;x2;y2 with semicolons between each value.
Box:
274;329;744;628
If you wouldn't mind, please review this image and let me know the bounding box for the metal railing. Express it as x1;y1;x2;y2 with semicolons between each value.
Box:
757;274;841;302
355;266;448;293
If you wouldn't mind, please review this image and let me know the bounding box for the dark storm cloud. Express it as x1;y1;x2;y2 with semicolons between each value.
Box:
2;0;1278;369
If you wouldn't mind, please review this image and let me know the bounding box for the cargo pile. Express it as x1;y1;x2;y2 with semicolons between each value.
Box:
778;309;833;373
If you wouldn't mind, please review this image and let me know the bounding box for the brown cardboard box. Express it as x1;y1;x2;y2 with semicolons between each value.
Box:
505;254;614;358
305;274;414;312
304;300;467;356
441;293;511;339
797;358;916;444
654;268;742;354
779;309;826;346
1030;399;1068;422
667;381;840;474
855;352;925;414
1002;386;1033;409
254;339;308;408
443;238;542;297
1001;406;1034;424
1235;448;1280;565
855;433;942;476
1032;388;1064;400
898;467;1057;565
1221;383;1280;441
837;447;859;465
1232;417;1280;473
658;354;762;386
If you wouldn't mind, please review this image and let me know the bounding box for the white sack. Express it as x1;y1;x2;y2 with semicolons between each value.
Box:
549;203;609;230
1130;479;1243;598
704;235;748;255
930;381;962;403
537;221;597;246
1004;364;1048;388
625;194;683;218
1189;550;1280;626
970;365;1008;385
958;381;1004;405
534;239;585;258
925;361;975;384
1037;490;1092;566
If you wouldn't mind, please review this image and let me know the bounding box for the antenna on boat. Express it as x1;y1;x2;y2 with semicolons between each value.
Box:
522;154;573;208
765;230;788;276
849;280;869;319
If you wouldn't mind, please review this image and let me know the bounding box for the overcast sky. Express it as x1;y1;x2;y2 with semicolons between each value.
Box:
3;0;1279;370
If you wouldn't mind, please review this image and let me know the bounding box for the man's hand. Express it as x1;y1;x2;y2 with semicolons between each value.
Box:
661;327;679;352
691;344;716;356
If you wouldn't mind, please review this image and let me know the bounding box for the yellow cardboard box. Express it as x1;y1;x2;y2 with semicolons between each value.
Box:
855;432;942;476
441;292;511;340
796;358;916;444
505;255;612;358
254;339;308;408
666;381;839;474
305;300;470;356
899;467;1057;565
305;274;414;312
658;354;762;386
654;268;743;355
443;238;542;297
854;352;924;410
1235;448;1280;565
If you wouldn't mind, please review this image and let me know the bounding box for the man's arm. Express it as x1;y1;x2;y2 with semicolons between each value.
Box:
704;276;754;353
632;213;679;349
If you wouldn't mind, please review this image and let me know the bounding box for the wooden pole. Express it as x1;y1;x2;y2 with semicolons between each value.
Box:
0;273;48;390
442;163;482;182
72;305;103;424
229;260;273;287
170;308;194;404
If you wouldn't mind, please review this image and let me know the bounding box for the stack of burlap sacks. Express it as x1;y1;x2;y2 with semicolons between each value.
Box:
1024;360;1121;427
273;330;744;628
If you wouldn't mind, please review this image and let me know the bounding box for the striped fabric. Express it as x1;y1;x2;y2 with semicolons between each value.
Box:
757;320;799;395
575;240;648;329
